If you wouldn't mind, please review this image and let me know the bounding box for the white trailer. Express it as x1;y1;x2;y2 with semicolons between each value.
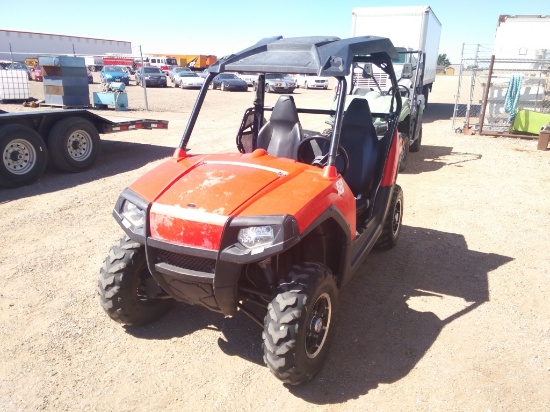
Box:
351;5;442;103
494;15;550;67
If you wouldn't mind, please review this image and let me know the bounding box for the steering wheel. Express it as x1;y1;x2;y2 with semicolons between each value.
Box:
388;84;410;98
297;136;350;175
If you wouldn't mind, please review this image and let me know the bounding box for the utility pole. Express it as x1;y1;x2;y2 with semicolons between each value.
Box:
139;45;149;111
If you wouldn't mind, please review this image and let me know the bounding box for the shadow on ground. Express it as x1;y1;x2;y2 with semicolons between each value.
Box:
122;224;512;403
403;144;482;174
422;102;455;123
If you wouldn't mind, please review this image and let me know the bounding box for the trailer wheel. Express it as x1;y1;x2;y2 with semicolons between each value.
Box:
47;117;100;173
0;124;48;188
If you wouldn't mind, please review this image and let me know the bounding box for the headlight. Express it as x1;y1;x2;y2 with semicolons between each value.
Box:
238;226;275;249
121;200;145;228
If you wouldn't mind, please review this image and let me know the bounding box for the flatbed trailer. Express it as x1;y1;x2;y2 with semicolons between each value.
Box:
0;109;168;188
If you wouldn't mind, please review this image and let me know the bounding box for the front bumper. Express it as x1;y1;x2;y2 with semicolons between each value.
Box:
104;76;129;85
146;215;299;316
308;82;328;89
224;84;247;91
145;77;166;86
269;86;296;93
181;82;203;88
113;189;300;316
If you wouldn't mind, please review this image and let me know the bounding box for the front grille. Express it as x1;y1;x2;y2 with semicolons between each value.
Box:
154;248;216;274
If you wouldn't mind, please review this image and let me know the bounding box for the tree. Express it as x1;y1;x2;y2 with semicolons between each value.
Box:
438;53;451;66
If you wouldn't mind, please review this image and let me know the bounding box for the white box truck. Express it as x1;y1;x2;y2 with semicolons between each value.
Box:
84;56;104;72
351;5;441;103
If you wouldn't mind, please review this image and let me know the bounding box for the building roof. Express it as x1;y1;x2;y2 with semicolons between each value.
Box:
0;29;130;44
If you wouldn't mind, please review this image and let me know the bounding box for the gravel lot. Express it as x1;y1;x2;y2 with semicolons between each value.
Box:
0;73;549;411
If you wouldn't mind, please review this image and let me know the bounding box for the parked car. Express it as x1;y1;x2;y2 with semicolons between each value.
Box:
236;72;258;86
295;74;329;89
169;66;192;82
253;73;296;93
199;69;209;79
31;64;43;82
100;65;130;85
210;73;248;91
135;66;167;87
122;66;134;77
87;69;93;84
173;71;205;89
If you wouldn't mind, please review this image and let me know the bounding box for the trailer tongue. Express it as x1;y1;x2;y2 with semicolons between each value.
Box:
0;109;168;188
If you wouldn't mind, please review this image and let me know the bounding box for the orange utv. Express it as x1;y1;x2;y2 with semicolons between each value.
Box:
99;36;404;385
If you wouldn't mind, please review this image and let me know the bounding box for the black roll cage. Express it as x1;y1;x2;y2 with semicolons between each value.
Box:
176;36;402;171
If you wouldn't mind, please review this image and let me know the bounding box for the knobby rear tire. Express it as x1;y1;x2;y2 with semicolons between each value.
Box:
375;184;404;250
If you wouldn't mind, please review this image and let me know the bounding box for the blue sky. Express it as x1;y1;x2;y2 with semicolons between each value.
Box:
1;0;549;64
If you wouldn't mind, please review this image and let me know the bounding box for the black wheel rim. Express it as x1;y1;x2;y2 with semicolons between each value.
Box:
305;292;332;358
392;198;402;236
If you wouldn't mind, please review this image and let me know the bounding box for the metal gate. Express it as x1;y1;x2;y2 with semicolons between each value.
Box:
452;44;550;137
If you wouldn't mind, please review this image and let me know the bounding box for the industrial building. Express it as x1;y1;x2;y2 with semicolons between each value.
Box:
0;29;131;62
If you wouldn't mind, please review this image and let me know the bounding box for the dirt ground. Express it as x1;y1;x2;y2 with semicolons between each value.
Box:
1;73;549;411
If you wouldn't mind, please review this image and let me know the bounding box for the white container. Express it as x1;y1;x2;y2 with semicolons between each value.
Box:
0;69;30;100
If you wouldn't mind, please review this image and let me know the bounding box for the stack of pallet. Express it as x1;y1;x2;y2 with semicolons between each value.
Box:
39;56;89;107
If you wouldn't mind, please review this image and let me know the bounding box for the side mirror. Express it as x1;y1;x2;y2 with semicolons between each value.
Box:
362;63;373;78
402;63;413;79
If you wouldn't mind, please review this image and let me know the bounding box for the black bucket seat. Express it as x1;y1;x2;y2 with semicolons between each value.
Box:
339;97;380;213
257;95;303;159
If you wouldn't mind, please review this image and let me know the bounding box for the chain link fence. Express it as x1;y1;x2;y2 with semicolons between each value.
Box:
452;44;550;136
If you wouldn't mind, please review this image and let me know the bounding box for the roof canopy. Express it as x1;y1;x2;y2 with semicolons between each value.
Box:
209;36;398;76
